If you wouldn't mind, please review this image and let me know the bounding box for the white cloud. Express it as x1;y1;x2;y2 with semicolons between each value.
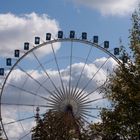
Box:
0;22;121;138
0;13;60;57
0;20;120;136
2;107;35;140
1;57;118;139
72;0;139;16
0;12;60;139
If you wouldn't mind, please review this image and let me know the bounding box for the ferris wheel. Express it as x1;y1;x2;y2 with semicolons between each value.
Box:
0;31;125;139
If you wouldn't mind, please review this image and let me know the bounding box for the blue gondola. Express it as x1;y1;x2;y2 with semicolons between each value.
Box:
0;68;4;76
58;31;63;39
35;37;40;44
93;36;98;43
104;41;109;49
15;50;20;57
46;33;51;40
82;32;87;40
24;42;29;50
114;48;119;55
6;58;12;66
70;31;75;39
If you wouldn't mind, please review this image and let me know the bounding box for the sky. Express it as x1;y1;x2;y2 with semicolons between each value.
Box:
0;0;139;57
0;0;139;139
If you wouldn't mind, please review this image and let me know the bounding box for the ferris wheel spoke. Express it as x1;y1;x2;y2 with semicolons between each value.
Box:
19;131;31;140
72;88;82;102
81;94;103;104
51;85;66;101
79;102;108;110
16;65;55;95
0;33;122;139
73;46;93;97
7;83;48;101
1;102;52;108
82;112;100;120
70;87;82;103
79;106;102;110
82;57;110;90
50;43;65;93
51;90;63;102
82;119;91;125
3;112;46;126
49;95;61;104
78;90;103;105
46;97;60;104
82;97;107;105
59;86;67;98
32;51;63;97
69;88;86;105
58;87;66;99
3;115;36;125
49;87;66;105
84;107;111;111
74;90;87;102
80;114;90;123
71;88;88;104
74;57;110;100
79;109;91;115
50;93;64;105
69;41;73;95
80;80;107;101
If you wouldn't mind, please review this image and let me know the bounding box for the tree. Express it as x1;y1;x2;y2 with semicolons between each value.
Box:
31;109;92;140
95;6;140;140
31;6;140;140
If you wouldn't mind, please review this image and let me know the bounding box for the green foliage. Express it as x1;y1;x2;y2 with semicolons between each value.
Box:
31;110;88;140
96;6;140;140
100;66;140;139
31;5;140;140
130;6;140;61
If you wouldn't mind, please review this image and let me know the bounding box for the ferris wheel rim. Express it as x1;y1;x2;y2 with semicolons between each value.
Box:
0;36;121;139
0;37;122;97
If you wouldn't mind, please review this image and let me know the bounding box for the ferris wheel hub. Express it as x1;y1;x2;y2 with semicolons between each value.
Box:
64;104;73;113
0;30;122;139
